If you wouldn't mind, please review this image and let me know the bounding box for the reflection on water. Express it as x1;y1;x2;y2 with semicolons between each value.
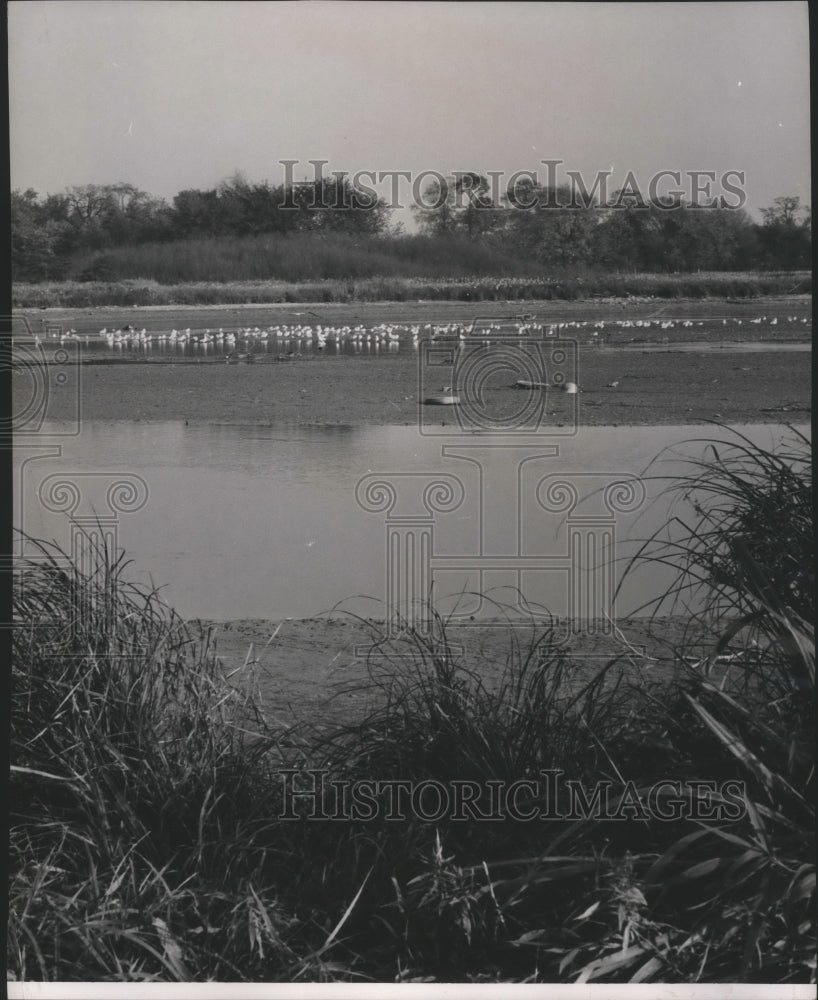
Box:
13;421;808;622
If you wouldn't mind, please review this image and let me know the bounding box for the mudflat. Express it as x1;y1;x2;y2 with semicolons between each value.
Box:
204;616;697;732
21;346;811;427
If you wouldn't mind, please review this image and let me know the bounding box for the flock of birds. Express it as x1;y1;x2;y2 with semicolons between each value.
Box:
94;322;419;357
45;313;810;359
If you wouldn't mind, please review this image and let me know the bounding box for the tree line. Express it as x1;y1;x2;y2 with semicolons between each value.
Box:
11;171;811;281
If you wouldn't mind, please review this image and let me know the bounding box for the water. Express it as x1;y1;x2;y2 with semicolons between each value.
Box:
609;342;811;353
14;421;808;622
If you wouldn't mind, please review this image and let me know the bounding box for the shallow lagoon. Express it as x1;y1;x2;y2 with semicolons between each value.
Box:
13;421;807;622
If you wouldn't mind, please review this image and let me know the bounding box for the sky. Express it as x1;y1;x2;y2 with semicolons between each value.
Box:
8;1;812;226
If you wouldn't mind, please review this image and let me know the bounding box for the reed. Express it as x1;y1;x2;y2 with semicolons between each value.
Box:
480;427;814;983
10;424;813;981
9;530;352;980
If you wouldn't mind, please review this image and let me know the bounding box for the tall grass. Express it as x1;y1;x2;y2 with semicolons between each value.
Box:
9;531;361;981
13;269;811;308
10;425;814;982
8;535;665;981
632;428;814;981
626;425;813;695
479;428;815;983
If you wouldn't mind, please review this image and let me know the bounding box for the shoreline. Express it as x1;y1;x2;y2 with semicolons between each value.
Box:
204;614;699;729
13;292;812;332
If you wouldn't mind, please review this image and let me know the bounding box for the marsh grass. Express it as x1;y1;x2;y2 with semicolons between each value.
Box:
9;424;814;982
633;427;815;982
624;425;813;700
9;530;364;981
478;427;815;983
268;602;664;980
13;268;810;308
317;601;650;792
